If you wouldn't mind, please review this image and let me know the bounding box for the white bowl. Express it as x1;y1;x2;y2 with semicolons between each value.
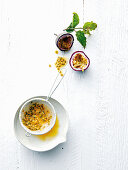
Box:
14;96;69;152
19;97;56;135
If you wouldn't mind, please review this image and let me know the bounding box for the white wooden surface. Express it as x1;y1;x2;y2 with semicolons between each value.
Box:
0;0;128;169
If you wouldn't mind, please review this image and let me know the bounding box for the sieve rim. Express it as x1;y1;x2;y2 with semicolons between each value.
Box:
19;97;56;135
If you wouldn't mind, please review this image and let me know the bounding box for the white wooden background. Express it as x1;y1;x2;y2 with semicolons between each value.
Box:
1;0;128;169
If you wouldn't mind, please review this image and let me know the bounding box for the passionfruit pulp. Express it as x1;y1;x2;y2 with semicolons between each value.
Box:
69;51;90;71
56;33;74;51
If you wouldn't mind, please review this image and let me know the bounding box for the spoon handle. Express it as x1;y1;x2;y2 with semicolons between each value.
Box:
46;68;67;101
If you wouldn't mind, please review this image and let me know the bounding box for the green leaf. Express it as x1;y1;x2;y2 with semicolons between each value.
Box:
66;23;74;33
66;12;79;33
83;21;97;30
83;21;97;34
72;12;79;28
76;31;86;48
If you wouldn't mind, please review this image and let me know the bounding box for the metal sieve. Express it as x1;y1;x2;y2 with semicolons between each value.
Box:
19;68;67;136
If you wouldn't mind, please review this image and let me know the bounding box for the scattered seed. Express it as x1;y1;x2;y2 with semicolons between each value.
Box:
55;50;58;54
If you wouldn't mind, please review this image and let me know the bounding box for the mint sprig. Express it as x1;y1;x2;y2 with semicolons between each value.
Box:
65;12;97;48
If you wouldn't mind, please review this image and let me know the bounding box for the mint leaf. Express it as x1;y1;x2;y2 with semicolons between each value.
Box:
72;12;79;28
66;12;79;33
83;21;97;30
66;23;74;33
76;31;86;48
83;21;97;34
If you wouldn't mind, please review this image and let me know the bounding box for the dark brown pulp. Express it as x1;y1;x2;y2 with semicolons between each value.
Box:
57;35;73;51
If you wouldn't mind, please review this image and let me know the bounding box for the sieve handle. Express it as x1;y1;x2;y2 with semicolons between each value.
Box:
46;68;67;101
